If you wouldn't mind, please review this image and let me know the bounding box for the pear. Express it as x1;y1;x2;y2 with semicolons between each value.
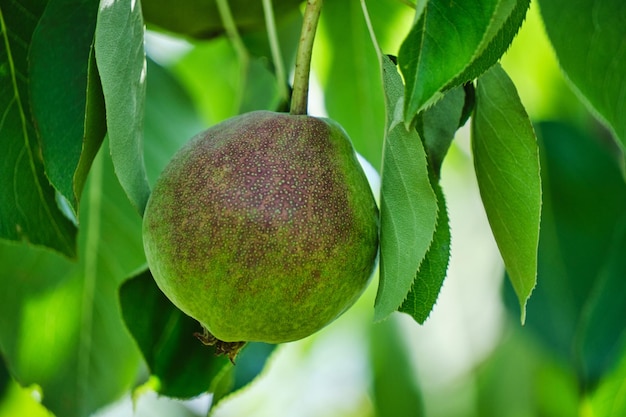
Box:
143;111;378;349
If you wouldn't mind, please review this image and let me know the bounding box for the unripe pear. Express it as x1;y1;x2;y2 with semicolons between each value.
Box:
142;111;378;348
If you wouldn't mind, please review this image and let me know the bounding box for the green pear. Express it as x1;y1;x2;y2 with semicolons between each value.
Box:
143;111;379;349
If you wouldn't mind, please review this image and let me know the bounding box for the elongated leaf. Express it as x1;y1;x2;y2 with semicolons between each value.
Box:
0;143;145;417
399;180;450;324
506;122;626;386
375;56;438;321
0;0;77;257
398;0;499;121
397;85;465;323
29;0;106;213
539;0;626;146
472;64;540;323
95;0;151;215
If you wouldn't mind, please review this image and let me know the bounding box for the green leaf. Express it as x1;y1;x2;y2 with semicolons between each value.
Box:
507;121;626;386
447;0;530;89
399;180;450;324
119;271;231;398
0;144;145;417
0;0;77;257
29;0;106;213
472;64;540;323
370;319;425;417
539;0;626;146
375;56;438;321
318;0;403;170
398;0;529;123
95;0;151;215
398;0;498;120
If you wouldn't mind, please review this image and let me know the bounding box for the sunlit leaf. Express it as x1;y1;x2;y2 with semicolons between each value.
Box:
539;0;626;146
375;56;438;321
0;144;145;417
95;0;151;215
29;0;106;213
0;0;77;257
472;64;540;322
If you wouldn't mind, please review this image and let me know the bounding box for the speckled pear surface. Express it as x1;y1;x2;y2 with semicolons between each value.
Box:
142;111;379;344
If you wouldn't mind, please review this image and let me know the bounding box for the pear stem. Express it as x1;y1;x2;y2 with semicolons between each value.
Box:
290;0;323;116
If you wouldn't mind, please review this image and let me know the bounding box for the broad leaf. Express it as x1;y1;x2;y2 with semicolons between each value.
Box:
119;271;231;398
29;0;106;213
95;0;151;215
508;121;626;386
472;64;540;323
399;180;450;324
0;0;77;257
0;145;145;417
539;0;626;146
399;0;529;123
375;56;438;321
397;85;465;323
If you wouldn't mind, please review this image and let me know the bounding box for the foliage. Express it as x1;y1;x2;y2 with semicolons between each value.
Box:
0;0;625;415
